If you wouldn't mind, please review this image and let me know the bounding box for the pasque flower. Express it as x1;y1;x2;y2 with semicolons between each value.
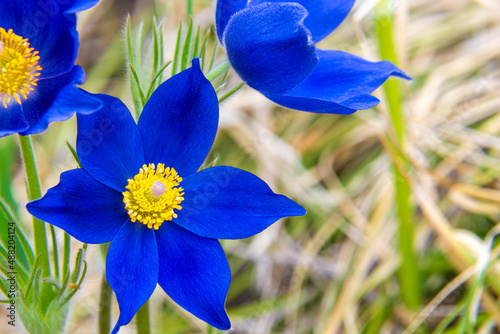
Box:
0;0;101;137
216;0;411;114
27;59;305;332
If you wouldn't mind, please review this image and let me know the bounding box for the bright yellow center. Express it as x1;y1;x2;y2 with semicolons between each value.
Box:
123;164;185;230
0;27;42;108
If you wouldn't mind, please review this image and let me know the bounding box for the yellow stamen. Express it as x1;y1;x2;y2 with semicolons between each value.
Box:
123;164;184;230
0;27;42;108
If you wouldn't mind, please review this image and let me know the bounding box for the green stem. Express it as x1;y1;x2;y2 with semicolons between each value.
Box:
18;135;50;277
136;300;150;334
375;1;421;310
98;243;112;333
98;273;112;334
205;61;230;82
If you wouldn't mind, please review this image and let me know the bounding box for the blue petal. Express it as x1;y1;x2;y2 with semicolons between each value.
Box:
138;59;218;177
20;66;102;136
26;169;127;244
0;0;82;78
264;50;411;114
107;221;158;334
77;94;144;193
0;104;28;138
216;0;248;43
223;2;318;95
249;0;356;43
156;223;231;330
174;166;306;239
65;0;100;12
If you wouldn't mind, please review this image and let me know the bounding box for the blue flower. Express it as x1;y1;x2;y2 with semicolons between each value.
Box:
216;0;411;114
0;0;102;137
27;59;305;332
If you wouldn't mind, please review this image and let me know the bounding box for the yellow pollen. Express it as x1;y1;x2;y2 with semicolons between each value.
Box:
0;27;42;108
123;164;184;230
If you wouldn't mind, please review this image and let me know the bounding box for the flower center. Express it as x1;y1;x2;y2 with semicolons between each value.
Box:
123;163;184;230
0;27;42;108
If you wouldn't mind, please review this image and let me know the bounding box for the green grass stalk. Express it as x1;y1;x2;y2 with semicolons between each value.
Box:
375;0;421;310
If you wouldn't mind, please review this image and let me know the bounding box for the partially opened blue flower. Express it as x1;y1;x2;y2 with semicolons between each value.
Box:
27;59;305;333
0;0;102;137
216;0;411;114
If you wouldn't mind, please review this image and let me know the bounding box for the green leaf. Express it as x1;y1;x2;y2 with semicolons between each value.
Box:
70;245;86;284
61;232;70;285
181;17;194;71
54;271;70;301
0;198;34;270
208;37;217;71
205;61;229;82
49;226;59;280
128;63;147;109
126;15;143;119
219;82;245;103
199;30;210;71
193;26;201;62
146;61;172;99
171;22;183;76
186;0;193;19
23;255;41;301
0;244;29;284
152;17;160;78
65;142;81;168
61;261;86;306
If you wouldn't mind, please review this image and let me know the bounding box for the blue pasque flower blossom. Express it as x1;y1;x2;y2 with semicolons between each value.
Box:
0;0;101;137
27;59;305;332
216;0;411;114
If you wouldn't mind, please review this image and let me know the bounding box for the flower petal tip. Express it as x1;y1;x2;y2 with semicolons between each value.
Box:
191;57;201;69
217;318;232;331
208;310;231;331
110;324;120;334
379;60;412;81
395;69;413;81
286;197;307;217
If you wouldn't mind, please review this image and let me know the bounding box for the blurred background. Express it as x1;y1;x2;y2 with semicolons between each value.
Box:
1;0;500;333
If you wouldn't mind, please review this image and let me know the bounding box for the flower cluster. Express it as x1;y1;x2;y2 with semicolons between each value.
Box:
3;0;411;333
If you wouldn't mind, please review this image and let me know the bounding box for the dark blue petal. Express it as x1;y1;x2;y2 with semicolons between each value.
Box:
174;166;306;239
0;104;28;138
138;59;218;177
26;169;127;244
216;0;248;43
264;50;411;114
0;0;85;78
20;66;102;136
224;2;318;95
249;0;356;43
77;94;145;193
156;223;231;330
107;221;158;334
